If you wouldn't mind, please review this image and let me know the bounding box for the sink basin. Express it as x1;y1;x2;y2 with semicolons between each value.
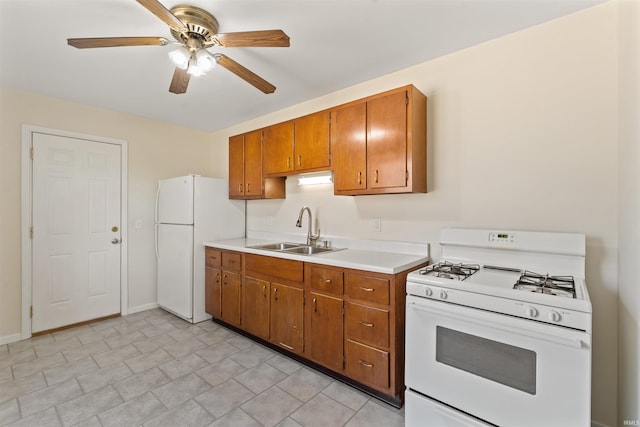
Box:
282;246;335;255
249;242;300;251
248;242;344;256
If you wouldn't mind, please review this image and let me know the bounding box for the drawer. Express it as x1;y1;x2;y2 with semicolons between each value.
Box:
346;302;389;348
309;266;344;295
345;339;389;390
205;249;221;267
222;252;242;271
245;254;304;282
345;273;390;305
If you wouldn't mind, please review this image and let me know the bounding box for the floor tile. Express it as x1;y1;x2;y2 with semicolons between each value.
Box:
77;326;120;345
290;393;355;427
34;337;81;358
167;325;207;342
114;366;169;401
276;368;332;402
196;330;228;346
42;357;98;385
196;357;247;387
321;381;370;411
228;344;275;369
62;341;110;363
143;399;213;427
56;385;123;426
18;378;83;417
76;362;132;393
70;415;102;427
52;325;93;341
5;406;61;427
0;349;36;370
224;335;254;350
241;386;303;427
124;348;173;373
195;379;255;418
11;352;66;379
0;372;47;403
139;322;179;338
7;335;54;354
274;417;303;427
345;400;404;427
152;372;211;408
103;330;145;349
235;362;288;394
195;342;239;364
0;399;20;426
98;391;167;427
162;336;207;358
92;344;141;368
113;318;152;335
210;408;263;427
0;366;13;384
265;355;302;375
132;334;177;354
158;353;208;380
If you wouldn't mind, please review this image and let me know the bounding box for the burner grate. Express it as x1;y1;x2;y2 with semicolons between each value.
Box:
419;261;480;281
513;271;576;298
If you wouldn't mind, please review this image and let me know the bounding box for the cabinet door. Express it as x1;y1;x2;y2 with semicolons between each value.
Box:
309;292;344;372
331;103;367;192
270;283;304;353
221;270;241;326
205;266;221;318
264;121;294;175
294;111;330;171
242;277;270;340
244;130;263;197
367;90;407;189
228;134;245;197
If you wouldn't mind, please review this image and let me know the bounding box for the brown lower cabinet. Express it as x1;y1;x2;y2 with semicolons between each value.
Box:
204;247;426;406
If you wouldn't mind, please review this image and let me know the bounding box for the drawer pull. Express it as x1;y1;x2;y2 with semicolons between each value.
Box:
313;298;317;312
358;359;373;368
324;279;332;283
359;321;374;327
274;288;278;301
279;341;293;350
359;286;374;292
263;285;267;298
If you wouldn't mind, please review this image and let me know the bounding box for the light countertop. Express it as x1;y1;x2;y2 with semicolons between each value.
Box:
204;238;429;274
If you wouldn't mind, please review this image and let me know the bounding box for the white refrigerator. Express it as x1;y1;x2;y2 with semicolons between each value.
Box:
155;175;245;323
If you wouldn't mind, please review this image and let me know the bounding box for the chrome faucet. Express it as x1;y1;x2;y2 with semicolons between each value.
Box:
296;206;320;246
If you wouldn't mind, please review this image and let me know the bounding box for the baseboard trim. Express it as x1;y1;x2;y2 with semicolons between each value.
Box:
0;333;23;346
128;303;159;314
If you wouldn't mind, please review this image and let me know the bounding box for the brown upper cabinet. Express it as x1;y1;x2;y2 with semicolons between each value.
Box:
229;130;285;200
331;85;427;195
264;111;331;176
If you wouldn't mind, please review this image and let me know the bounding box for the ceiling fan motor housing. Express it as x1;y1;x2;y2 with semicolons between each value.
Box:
169;5;219;46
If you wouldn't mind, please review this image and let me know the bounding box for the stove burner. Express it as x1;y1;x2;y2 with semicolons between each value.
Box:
514;271;576;298
419;261;480;281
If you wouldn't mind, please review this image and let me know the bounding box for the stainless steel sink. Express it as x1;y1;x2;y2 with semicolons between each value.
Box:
249;242;300;251
282;246;335;255
248;242;344;256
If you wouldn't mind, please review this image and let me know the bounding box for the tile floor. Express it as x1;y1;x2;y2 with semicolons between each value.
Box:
0;308;404;427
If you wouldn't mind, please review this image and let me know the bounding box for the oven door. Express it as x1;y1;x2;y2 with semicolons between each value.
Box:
405;295;591;427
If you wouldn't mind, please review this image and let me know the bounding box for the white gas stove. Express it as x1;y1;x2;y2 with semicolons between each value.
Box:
405;228;593;427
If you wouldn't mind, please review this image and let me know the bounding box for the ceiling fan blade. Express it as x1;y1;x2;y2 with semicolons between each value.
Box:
169;67;190;94
67;37;169;49
215;54;276;94
136;0;187;30
214;30;290;48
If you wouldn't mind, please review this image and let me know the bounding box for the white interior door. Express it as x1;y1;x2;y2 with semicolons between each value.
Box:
32;132;122;332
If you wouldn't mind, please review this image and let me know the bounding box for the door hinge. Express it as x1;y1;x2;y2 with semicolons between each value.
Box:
30;306;33;319
30;147;34;160
29;227;33;239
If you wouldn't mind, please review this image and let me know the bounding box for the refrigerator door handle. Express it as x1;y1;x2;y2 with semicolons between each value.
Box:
154;186;160;224
155;224;159;260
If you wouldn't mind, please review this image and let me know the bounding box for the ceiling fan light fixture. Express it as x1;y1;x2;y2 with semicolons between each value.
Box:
187;56;206;76
168;46;190;70
195;48;216;72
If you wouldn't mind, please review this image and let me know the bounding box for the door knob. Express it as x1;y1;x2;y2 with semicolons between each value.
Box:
111;238;120;244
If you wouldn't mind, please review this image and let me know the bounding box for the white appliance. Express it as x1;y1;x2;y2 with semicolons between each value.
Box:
155;175;245;323
405;228;592;427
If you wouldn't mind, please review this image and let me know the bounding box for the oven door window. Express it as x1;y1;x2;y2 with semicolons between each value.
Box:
436;326;536;395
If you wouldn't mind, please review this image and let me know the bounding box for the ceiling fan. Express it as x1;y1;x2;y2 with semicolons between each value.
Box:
67;0;290;94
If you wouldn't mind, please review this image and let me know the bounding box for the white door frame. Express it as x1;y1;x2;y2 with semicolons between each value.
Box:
21;125;128;339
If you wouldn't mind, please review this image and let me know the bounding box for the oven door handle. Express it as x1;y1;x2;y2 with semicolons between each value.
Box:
407;300;590;350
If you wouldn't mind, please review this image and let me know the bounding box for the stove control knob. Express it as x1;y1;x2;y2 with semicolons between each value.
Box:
525;306;538;318
439;291;448;300
424;287;433;297
548;311;561;322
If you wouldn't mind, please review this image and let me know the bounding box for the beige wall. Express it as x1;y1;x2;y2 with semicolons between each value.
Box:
618;0;640;424
0;88;215;337
211;3;620;425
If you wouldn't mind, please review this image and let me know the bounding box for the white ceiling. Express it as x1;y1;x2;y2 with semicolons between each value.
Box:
0;0;606;132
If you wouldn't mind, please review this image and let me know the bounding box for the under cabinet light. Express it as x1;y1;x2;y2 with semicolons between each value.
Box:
297;172;333;186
